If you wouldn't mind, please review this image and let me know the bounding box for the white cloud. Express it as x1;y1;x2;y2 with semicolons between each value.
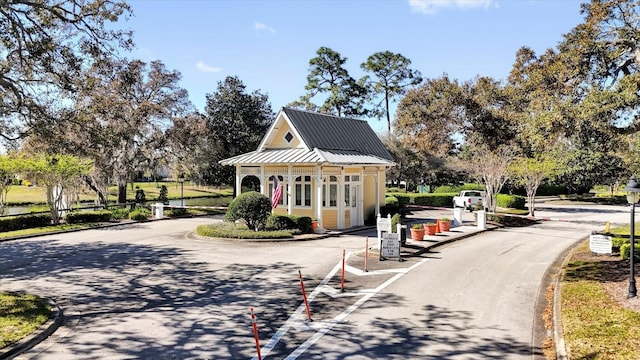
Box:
409;0;495;14
254;21;276;34
196;61;221;73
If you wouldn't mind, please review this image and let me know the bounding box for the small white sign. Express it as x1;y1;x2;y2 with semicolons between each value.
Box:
381;233;400;258
589;234;612;254
377;216;391;232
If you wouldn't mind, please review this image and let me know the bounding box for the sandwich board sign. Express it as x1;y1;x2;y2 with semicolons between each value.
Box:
380;232;402;261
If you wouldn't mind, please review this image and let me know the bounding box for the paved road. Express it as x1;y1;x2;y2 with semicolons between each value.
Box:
0;204;631;359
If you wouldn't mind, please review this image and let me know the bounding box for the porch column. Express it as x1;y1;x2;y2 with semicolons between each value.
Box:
316;169;323;230
235;165;242;196
375;170;380;216
337;171;344;229
287;166;293;215
376;167;386;216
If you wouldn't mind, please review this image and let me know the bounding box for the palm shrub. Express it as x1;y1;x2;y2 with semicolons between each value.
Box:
225;191;272;231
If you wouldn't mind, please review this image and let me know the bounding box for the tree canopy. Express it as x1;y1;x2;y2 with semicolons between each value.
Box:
361;51;422;134
0;0;132;141
298;46;368;117
203;76;274;186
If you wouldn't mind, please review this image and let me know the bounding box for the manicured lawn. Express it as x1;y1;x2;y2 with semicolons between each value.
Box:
0;223;104;240
4;183;233;205
562;237;640;359
0;293;50;349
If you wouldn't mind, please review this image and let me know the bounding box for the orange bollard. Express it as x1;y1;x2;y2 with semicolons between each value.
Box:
298;270;312;321
435;219;441;233
341;249;346;293
364;237;369;272
251;307;262;360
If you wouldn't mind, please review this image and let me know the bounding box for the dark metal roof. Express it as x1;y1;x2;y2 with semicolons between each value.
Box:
281;107;395;162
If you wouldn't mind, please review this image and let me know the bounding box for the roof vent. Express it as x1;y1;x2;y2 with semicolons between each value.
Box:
284;132;293;143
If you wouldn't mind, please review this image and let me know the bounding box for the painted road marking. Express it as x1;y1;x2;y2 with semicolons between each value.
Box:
252;254;428;359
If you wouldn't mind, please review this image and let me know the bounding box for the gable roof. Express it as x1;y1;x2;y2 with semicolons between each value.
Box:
280;107;394;161
220;107;395;166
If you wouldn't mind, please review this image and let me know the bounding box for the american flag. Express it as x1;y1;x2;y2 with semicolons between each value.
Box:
272;176;283;208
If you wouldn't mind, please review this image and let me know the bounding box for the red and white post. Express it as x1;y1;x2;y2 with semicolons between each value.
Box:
250;307;262;360
298;270;312;321
341;249;346;293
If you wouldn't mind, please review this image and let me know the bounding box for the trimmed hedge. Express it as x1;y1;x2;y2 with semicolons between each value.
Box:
413;193;455;208
265;214;312;233
496;194;526;209
0;214;52;232
196;223;293;239
385;192;456;208
65;210;112;224
536;184;567;196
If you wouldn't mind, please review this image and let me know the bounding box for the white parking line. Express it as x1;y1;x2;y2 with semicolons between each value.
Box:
252;254;428;359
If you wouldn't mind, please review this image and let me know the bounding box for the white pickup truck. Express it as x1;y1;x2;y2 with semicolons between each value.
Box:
452;190;485;211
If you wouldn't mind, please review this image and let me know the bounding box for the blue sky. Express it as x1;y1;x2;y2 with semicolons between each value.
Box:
123;0;586;133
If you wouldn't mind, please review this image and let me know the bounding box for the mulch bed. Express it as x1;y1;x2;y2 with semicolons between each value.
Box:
568;250;640;311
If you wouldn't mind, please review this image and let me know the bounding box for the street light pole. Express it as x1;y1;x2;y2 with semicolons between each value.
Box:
625;176;639;298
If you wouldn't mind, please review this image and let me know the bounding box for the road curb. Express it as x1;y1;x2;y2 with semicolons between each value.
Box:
0;297;63;359
551;236;587;360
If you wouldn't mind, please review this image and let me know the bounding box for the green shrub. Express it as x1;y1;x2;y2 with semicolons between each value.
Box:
129;207;151;220
266;214;297;230
433;185;461;193
379;196;400;217
386;196;399;207
224;191;272;231
135;187;146;204
386;187;404;193
196;223;293;239
612;237;628;249
65;210;112;224
391;193;412;207
391;213;402;233
536;184;567;196
0;214;52;232
296;216;313;233
496;194;526;209
110;208;130;220
265;214;312;233
158;185;169;205
413;194;455;208
620;243;640;260
461;183;485;191
168;207;188;217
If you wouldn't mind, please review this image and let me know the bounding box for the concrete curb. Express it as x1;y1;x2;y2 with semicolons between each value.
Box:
552;236;587;360
0;297;63;359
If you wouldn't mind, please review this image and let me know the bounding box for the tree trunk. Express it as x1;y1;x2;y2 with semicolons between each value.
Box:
84;175;108;207
118;183;127;204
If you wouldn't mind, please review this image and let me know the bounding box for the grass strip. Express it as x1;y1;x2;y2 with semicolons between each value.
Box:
562;240;640;359
0;293;50;349
0;223;103;239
